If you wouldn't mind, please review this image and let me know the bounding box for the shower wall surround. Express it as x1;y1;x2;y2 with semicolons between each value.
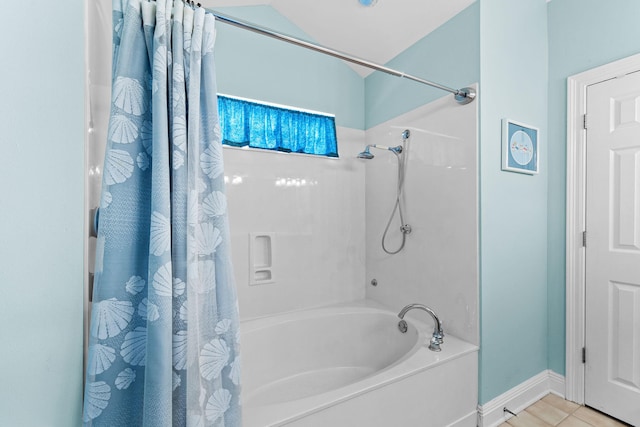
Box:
225;128;366;320
365;92;479;346
213;5;368;320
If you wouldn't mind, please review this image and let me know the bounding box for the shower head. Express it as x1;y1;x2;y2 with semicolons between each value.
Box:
357;146;375;159
356;144;403;159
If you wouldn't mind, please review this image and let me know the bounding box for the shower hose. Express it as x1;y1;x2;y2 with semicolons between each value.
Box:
382;137;410;254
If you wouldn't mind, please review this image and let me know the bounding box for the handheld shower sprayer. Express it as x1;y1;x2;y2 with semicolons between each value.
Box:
356;129;412;254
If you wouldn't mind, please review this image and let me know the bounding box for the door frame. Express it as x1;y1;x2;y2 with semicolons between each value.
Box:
565;52;640;404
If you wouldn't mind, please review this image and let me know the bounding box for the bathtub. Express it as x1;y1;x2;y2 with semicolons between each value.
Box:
241;301;478;427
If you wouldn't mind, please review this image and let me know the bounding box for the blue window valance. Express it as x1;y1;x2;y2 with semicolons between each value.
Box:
218;95;339;157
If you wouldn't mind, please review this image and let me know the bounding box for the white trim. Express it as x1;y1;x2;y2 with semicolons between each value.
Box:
549;370;566;397
222;143;341;160
565;73;587;404
477;370;565;427
565;52;640;405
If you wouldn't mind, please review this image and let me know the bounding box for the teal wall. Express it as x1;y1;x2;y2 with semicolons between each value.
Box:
478;0;549;404
546;0;640;376
0;0;85;425
364;2;480;129
213;6;365;130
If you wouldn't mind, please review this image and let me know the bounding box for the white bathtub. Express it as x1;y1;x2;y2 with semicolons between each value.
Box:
241;301;478;427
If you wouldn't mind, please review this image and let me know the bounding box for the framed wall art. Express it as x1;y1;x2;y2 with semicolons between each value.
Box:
502;119;539;174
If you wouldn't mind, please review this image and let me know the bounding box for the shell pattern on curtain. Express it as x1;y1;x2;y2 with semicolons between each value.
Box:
83;1;241;425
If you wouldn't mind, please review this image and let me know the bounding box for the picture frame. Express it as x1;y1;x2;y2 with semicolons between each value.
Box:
502;119;539;174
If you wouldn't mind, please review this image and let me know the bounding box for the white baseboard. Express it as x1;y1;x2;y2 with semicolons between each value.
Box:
477;370;565;427
548;370;565;397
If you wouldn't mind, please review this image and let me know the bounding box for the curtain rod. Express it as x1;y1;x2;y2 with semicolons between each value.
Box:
209;11;476;105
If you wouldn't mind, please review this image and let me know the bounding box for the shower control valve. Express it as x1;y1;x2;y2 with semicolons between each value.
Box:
400;224;412;234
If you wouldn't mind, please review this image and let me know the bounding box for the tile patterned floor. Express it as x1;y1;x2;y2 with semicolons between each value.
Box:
499;394;632;427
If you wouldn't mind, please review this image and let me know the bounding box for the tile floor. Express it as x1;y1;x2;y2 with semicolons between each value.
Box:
499;394;631;427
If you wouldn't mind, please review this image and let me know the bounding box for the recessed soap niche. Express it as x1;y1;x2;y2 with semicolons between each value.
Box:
249;232;274;285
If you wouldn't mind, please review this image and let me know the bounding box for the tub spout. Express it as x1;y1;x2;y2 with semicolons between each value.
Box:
397;303;444;352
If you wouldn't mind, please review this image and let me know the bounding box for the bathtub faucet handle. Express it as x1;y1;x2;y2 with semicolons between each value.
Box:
398;319;408;333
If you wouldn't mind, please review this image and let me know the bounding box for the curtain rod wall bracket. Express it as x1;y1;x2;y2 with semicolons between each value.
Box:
454;87;476;105
210;11;476;105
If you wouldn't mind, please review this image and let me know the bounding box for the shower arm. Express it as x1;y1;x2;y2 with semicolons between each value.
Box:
369;144;403;154
209;11;476;105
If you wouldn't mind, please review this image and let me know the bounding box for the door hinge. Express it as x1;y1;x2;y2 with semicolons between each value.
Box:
582;231;587;247
583;114;588;130
582;347;586;364
88;273;94;303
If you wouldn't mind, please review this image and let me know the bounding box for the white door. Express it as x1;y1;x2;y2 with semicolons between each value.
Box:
585;70;640;426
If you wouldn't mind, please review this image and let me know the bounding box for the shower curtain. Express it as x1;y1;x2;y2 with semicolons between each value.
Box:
83;1;241;425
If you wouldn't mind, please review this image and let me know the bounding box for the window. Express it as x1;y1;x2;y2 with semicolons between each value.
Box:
218;95;338;157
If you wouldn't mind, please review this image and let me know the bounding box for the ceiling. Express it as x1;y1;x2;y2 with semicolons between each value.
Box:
201;0;475;76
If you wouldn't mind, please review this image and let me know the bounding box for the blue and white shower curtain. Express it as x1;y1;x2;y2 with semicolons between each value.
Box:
83;1;241;425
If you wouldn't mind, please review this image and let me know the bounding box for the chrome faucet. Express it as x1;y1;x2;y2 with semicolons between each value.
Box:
397;303;444;352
